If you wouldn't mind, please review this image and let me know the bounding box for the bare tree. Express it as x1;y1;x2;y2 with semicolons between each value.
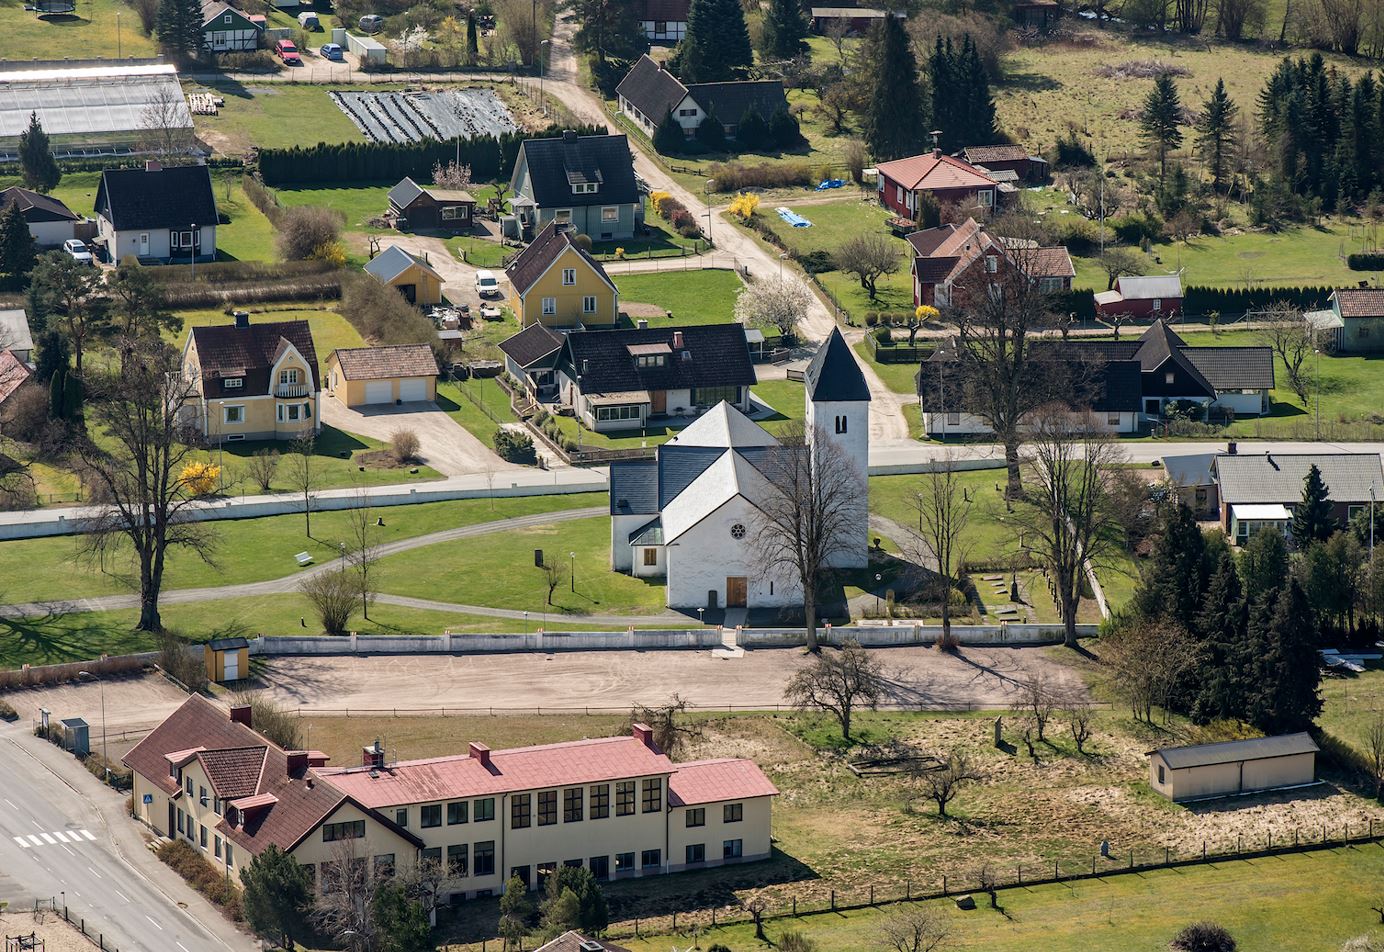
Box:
783;639;887;741
744;895;770;941
1215;0;1266;37
751;422;863;651
1010;410;1130;646
976;863;998;908
1019;672;1059;741
1365;712;1384;798
1100;247;1147;292
76;337;216;631
733;275;812;341
541;559;562;605
918;749;981;817
344;494;381;620
246;448;280;493
626;694;701;757
138;85;195;157
823;16;850;59
300;567;363;636
1017;717;1037;759
836;233;901;301
287;435;317;537
1258;301;1313;406
1066;699;1094;754
1100;619;1196;722
879;905;950;952
906;459;974;649
312;840;379;952
432;160;474;191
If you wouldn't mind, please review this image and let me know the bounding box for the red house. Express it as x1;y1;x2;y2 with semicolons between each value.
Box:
875;150;1001;219
1095;274;1184;320
957;144;1049;184
906;218;1073;307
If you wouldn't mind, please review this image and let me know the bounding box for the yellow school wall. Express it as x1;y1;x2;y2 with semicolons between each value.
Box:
667;796;773;868
517;246;618;328
289;801;420;879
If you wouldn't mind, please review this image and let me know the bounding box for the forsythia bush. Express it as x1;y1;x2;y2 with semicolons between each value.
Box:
179;462;221;497
649;190;671;213
915;305;940;321
310;240;348;268
728;192;760;219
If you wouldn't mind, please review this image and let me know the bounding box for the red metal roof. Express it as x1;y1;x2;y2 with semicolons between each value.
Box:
876;151;996;192
0;350;31;406
668;759;779;806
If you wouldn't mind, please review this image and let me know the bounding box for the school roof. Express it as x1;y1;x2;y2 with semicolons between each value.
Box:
1149;733;1319;770
505;220;616;297
0;186;79;223
667;758;780;805
1214;452;1384;505
1331;287;1384;318
187;318;320;398
95;164;216;232
515;132;639;208
329;344;439;380
558;323;757;396
805;327;870;403
875;150;996;191
363;245;444;284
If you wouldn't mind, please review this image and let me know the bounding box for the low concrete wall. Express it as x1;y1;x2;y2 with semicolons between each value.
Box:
865;458;1006;478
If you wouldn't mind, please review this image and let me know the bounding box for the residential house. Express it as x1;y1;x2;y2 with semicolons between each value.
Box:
0;348;32;413
876;149;1003;219
324;344;439;408
906;217;1073;308
1325;288;1384;354
506;221;619;329
0;308;33;364
0;186;82;247
181;312;321;442
1212;451;1384;544
1012;0;1060;29
200;0;262;51
510;131;642;241
956;144;1048;184
639;0;688;41
809;6;905;32
1094;274;1184;320
1147;734;1319;802
1159;452;1220;518
538;934;631;952
498;323;565;401
94;161;217;264
386;177;476;233
364;245;445;306
607;330;869;610
555;324;757;432
617;55;790;142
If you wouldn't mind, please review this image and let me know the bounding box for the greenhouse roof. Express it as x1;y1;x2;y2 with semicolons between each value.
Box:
0;63;191;143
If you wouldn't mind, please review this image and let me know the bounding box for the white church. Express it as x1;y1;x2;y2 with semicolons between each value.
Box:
608;328;871;613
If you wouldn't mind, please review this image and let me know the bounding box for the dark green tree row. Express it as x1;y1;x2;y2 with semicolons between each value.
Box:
929;34;1000;154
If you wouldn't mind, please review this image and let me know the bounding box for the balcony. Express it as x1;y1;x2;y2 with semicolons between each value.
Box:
274;383;310;398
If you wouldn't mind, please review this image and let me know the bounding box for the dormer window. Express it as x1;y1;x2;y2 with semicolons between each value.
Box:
572;183;598;195
223;377;243;389
279;369;300;385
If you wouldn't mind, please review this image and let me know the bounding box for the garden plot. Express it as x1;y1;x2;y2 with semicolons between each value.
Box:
330;88;517;144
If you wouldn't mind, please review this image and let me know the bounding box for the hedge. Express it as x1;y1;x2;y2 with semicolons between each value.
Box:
257;123;606;187
1348;252;1384;271
1182;285;1335;316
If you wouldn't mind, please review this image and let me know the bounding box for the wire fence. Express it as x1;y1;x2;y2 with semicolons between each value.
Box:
21;899;124;952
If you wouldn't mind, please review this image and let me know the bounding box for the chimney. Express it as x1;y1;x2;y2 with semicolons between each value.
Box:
362;739;385;769
672;330;684;350
233;310;250;330
562;129;578;143
636;318;648;330
932;148;941;158
469;742;492;767
230;705;252;729
632;723;656;749
286;751;308;775
145;158;162;172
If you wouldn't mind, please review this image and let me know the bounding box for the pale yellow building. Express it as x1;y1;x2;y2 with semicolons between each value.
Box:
365;245;446;306
181;313;321;443
506;221;619;329
325;344;440;408
203;636;250;683
1147;733;1319;802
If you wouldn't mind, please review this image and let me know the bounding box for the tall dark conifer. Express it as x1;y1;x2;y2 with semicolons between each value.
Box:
155;0;203;60
1196;78;1238;192
1190;550;1248;723
678;0;752;82
17;112;60;194
960;36;999;147
760;0;809;61
1139;72;1185;190
1290;463;1335;547
1133;503;1207;630
864;16;928;161
1247;579;1322;733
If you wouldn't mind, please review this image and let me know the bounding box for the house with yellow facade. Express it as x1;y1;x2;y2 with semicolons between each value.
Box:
325;343;439;408
181;312;321;443
364;245;446;306
506;221;619;329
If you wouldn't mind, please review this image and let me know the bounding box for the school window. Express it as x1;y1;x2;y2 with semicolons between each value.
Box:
176;810;184;834
582;295;598;314
723;839;743;859
685;844;705;864
562;268;576;286
473;841;496;876
214;835;222;858
225;842;233;866
643;548;658;566
590;784;610;819
615;852;635;874
422;847;442;867
564;788;583;822
723;803;743;823
199;825;208;849
322;820;365;841
448;843;468;876
641;849;661;869
642;778;662;813
537;790;557;826
589;855;610;880
615;781;635;816
686;808;705;827
542;297;557;316
511;794;532;829
601;206;619;223
420;804;442;828
223;405;243;424
448;801;468;825
474;798;495;822
395;808;408;828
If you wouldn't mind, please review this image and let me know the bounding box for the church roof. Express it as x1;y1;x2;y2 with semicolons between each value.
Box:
661;448;777;544
805;328;870;403
665;401;776;449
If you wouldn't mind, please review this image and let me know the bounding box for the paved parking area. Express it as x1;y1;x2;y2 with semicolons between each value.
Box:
321;397;517;476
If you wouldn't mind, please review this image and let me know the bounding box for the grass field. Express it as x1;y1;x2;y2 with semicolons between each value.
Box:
174;306;364;355
436;377;520;446
0;0;155;61
1316;668;1384;760
187;82;366;155
613;269;743;322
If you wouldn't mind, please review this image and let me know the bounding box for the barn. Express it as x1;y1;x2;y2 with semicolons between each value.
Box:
1147;733;1320;802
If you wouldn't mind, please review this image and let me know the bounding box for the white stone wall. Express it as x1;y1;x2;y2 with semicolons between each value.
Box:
610;513;651;571
805;397;870;569
665;495;800;609
1211;390;1268;416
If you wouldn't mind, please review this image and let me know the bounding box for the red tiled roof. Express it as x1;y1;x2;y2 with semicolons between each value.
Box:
876;152;996;192
537;933;633;952
1029;246;1076;278
1333;288;1384;318
197;746;267;800
0;350;31;405
319;735;676;808
229;792;278;811
668;759;778;806
908;218;1072;287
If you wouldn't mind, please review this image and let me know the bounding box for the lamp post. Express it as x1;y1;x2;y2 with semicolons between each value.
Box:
697;607;705;626
523;610;529;635
78;671;107;781
190;222;197;279
1314;346;1321;441
538;40;550;116
115;11;121;57
569;550;577;593
704;179;714;245
874;573;882;615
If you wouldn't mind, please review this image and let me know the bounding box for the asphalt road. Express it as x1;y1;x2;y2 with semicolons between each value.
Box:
0;725;246;952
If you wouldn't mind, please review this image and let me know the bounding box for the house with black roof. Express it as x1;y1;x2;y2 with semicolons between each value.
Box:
94;161;217;264
0;186;83;247
386;176;475;233
510;131;642;241
616;55;790;146
639;0;688;41
498;323;565;401
555;324;758;433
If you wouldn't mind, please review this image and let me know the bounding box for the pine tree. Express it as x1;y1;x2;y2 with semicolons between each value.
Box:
1290;463;1335;547
240;845;312;952
864;16;927;162
929;36;955;151
736;107;771;151
1196;78;1238;192
1237;524;1288;604
466;9;479;65
155;0;203;60
960;35;999;147
0;201;36;290
1190;549;1248;723
760;0;809;61
18;113;60;194
1133;503;1207;630
572;0;646;66
1139;72;1185;190
1247;579;1322;733
678;0;752;83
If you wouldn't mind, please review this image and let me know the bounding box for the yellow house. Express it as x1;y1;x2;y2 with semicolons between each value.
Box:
506;221;619;328
364;244;445;306
325;343;440;408
182;312;322;443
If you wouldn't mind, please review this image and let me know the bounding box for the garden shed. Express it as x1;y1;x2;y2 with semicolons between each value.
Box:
1147;733;1319;802
204;636;250;683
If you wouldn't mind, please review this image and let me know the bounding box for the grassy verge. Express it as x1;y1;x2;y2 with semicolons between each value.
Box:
437;378;520;447
613;269;743;322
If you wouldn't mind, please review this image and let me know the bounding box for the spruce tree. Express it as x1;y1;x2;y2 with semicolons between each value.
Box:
760;0;809;61
240;845;312;951
1190;549;1248;723
155;0;203;60
18;113;60;195
1133;503;1207;630
678;0;752;83
653;110;686;155
0;201;36;290
695;107;727;152
1237;524;1288;604
572;0;646;66
1248;579;1322;733
736;108;771;151
929;36;955;151
960;35;999;147
1290;463;1335;547
466;10;479;65
1139;72;1185;190
1196;78;1238;192
864;16;927;162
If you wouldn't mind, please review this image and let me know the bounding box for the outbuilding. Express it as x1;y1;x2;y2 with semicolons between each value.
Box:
203;636;250;683
363;245;445;306
1147;733;1319;802
325;343;439;407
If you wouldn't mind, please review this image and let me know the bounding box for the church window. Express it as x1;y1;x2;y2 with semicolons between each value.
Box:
730;524;746;540
835;415;847;434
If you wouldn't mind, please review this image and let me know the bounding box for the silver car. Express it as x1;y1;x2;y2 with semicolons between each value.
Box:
62;239;93;265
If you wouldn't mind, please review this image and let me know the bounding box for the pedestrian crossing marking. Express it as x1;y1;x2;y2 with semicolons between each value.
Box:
53;831;71;843
39;833;55;844
12;830;96;849
80;830;95;841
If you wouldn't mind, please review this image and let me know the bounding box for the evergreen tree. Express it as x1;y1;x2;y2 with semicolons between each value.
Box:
498;875;534;948
0;201;36;290
864;16;928;162
1196;78;1238;192
1247;579;1322;733
466;10;479;65
33;330;68;384
1237;525;1289;604
653;109;686;155
959;36;999;147
695;107;728;152
1297;531;1362;634
572;0;646;66
155;0;203;60
736;108;771;151
1290;463;1335;547
372;881;433;952
769;109;804;148
1139;72;1185;190
539;865;608;936
1133;503;1207;630
929;36;956;151
240;845;312;952
678;0;752;83
760;0;809;61
1190;549;1248;723
18;113;60;195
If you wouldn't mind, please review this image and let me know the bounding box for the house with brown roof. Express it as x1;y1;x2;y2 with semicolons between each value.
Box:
0;348;32;412
324;343;440;408
1327;287;1384;354
906;217;1073;307
387;177;476;233
506;221;619;328
180;311;321;442
875;149;1005;218
956;144;1048;184
537;933;632;952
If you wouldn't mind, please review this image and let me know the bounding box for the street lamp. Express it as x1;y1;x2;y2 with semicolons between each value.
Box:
697;607;705;626
703;179;714;245
115;11;121;58
874;573;882;615
77;671;108;781
538;40;550;115
778;253;787;278
189;222;197;279
569;550;577;593
523;610;529;635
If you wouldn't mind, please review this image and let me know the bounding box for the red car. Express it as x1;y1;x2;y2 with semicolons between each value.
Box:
274;39;302;65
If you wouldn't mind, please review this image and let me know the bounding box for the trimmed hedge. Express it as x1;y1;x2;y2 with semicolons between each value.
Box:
157;839;244;921
1348;252;1384;271
1182;285;1335;316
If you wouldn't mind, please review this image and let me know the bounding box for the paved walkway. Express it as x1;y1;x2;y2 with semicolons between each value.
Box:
320;397;514;476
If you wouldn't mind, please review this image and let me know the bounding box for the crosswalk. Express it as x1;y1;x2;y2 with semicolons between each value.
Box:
12;829;97;849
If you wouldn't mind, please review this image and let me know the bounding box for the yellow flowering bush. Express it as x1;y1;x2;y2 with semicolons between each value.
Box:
615;247;626;260
915;305;940;322
179;462;221;497
727;192;760;220
649;190;671;213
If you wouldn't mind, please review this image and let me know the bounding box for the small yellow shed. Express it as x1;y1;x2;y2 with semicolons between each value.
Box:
364;245;446;306
1147;732;1319;802
204;636;250;683
325;344;440;408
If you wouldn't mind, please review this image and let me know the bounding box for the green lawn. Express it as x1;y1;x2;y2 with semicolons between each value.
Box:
1316;668;1384;760
436;378;520;447
613;269;743;323
855;340;922;395
591;221;706;260
449;235;510;269
750;378;806;435
192;424;446;492
187;83;365;155
174;306;364;356
274;182;392;232
0;0;156;61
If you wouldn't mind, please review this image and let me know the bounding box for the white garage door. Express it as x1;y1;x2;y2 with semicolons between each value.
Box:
363;381;394;404
398;378;428;402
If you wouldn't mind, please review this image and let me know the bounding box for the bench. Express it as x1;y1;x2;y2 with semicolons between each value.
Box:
295;552;313;566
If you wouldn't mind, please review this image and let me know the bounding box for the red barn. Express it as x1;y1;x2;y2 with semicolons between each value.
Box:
875;150;1001;219
1095;274;1184;320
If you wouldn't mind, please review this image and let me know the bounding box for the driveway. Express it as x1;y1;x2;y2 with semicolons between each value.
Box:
321;397;517;476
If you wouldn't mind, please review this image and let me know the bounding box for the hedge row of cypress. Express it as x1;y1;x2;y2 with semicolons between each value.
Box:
1181;285;1337;316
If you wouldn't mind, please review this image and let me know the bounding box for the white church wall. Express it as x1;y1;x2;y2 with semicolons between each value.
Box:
805;397;870;570
611;513;651;571
665;495;800;609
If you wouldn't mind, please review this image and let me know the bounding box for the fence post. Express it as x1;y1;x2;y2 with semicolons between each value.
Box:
1017;865;1021;885
1054;860;1058;880
791;897;795;917
831;890;836;911
1202;841;1206;861
870;885;874;905
942;875;947;894
1165;846;1169;865
906;880;910;900
1129;848;1134;869
672;911;676;931
1091;857;1095;875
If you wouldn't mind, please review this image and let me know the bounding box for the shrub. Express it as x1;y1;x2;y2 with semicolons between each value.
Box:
1054;126;1095;168
160;630;209;693
229;693;302;749
389;429;421;463
179;461;221;497
157;839;244;921
340;273;435;345
728;192;761;219
794;248;835;273
1348;252;1384;271
216;50;277;72
276;206;345;262
1044;215;1111;256
649;190;671;213
493;427;537;463
1109;211;1163;245
1170;921;1237;952
0;698;16;721
589;57;631;97
706;160;814;192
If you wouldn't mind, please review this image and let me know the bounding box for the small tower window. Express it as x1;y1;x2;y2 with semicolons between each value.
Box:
835;415;847;434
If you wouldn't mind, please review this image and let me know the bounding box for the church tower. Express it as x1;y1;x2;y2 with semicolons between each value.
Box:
803;327;872;569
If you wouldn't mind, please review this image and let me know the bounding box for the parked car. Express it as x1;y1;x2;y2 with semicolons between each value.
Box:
475;270;499;298
62;238;93;265
274;39;302;65
358;14;383;32
319;43;344;60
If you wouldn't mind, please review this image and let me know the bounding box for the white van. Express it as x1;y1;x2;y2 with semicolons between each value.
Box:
475;270;499;298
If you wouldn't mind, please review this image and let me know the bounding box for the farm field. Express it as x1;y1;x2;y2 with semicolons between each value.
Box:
0;0;156;62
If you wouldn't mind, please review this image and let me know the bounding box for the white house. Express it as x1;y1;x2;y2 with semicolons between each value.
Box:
639;0;688;42
0;187;83;247
615;55;790;142
607;329;871;613
94;161;217;264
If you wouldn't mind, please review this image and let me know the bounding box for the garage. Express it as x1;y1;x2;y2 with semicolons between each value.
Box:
324;344;440;409
399;378;428;402
364;380;395;404
1147;733;1320;802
